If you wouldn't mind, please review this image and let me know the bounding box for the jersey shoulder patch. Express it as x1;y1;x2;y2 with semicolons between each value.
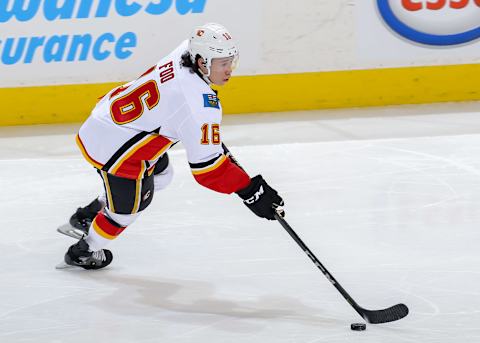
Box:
203;93;220;109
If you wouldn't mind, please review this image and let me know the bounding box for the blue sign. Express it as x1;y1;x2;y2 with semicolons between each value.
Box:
0;0;207;65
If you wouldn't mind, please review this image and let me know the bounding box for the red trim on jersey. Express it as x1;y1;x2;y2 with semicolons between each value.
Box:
193;157;251;194
92;212;126;240
111;135;173;179
76;134;104;169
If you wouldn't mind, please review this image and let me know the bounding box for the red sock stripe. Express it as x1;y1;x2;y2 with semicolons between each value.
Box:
93;212;126;239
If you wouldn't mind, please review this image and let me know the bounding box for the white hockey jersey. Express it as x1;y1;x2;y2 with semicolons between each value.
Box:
76;40;250;194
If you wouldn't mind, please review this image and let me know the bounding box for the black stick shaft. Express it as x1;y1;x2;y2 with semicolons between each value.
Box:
223;143;407;323
223;143;363;319
274;213;365;319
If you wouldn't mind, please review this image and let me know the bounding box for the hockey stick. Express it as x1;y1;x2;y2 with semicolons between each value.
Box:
273;209;408;324
221;143;408;323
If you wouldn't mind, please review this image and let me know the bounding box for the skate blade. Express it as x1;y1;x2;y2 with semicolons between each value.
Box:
57;224;84;240
55;261;76;270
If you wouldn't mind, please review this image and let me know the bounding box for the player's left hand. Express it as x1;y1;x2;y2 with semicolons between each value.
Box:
236;175;284;220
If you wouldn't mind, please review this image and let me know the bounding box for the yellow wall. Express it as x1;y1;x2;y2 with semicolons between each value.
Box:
1;63;479;126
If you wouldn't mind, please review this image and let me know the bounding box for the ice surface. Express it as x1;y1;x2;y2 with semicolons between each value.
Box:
1;103;480;342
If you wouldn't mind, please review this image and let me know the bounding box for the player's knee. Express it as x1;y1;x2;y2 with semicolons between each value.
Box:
153;153;169;175
154;160;174;191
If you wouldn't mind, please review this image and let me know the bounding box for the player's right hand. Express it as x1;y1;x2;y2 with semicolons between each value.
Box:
236;175;284;220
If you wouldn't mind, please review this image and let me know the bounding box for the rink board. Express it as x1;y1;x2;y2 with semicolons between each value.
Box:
1;63;480;126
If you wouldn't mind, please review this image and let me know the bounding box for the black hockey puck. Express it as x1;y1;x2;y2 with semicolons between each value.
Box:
351;323;366;331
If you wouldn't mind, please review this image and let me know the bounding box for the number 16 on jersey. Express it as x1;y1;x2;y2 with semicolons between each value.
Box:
201;124;220;145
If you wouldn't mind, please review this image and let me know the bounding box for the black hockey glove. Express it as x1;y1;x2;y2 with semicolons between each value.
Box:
236;175;284;220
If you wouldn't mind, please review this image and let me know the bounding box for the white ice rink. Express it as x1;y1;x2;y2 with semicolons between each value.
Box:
1;103;480;342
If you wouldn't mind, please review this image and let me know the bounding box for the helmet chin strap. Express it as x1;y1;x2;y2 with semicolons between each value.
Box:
201;72;212;85
199;59;212;85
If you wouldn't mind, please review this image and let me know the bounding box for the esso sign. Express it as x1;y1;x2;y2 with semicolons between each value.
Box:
402;0;480;10
377;0;480;45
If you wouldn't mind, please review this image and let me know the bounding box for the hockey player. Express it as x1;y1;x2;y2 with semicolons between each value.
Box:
59;23;285;270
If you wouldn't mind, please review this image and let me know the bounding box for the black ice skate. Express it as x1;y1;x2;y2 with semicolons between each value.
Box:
57;238;113;270
70;198;104;232
57;198;104;239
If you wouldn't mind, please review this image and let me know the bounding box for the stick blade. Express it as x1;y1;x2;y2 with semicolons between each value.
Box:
362;303;409;324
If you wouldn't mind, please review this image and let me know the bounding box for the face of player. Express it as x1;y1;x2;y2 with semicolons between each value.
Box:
199;57;235;86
